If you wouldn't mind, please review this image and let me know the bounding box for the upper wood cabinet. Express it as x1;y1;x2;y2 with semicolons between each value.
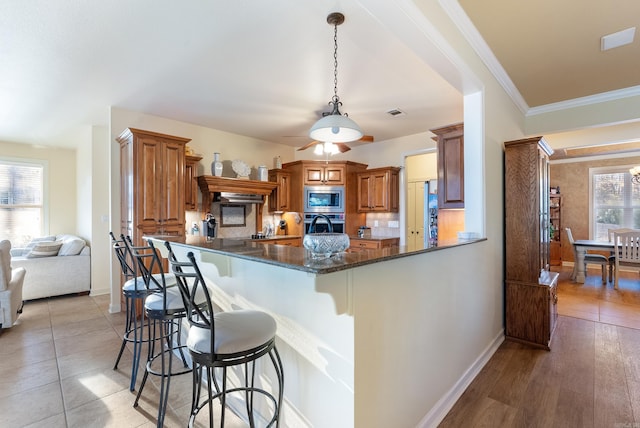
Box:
185;154;202;210
356;167;400;213
268;169;291;213
117;128;190;246
303;163;345;185
431;123;464;209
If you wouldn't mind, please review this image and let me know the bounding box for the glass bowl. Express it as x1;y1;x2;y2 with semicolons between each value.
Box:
303;233;350;258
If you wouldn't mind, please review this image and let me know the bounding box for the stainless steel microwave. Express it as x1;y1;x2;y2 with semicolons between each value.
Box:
304;185;345;213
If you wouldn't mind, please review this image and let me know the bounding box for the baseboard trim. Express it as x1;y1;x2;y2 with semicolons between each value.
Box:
416;329;505;428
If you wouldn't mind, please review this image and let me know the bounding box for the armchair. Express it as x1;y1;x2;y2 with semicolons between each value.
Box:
0;240;26;328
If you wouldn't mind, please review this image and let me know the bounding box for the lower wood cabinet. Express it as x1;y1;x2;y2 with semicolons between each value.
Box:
348;237;399;252
257;237;301;247
505;271;558;350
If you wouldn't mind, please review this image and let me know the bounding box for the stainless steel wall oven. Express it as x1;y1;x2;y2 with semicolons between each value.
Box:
303;213;345;234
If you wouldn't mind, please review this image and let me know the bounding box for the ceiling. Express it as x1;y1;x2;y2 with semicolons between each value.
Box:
1;0;639;154
459;0;640;108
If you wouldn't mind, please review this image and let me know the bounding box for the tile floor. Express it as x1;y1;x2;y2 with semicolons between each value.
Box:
556;265;640;329
0;294;246;428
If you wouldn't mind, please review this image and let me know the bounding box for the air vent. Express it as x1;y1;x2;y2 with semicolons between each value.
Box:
601;27;636;51
386;108;406;117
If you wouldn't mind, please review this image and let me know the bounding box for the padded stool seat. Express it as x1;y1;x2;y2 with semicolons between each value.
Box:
187;310;277;355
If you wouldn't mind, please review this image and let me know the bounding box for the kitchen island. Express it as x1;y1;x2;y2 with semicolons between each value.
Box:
148;235;486;428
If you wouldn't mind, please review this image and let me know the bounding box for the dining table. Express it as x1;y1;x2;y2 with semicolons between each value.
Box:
573;239;614;283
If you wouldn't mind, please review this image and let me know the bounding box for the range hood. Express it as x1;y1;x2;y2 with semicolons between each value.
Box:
198;175;278;208
217;192;264;204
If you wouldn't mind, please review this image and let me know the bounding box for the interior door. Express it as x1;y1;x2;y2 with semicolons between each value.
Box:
406;181;426;251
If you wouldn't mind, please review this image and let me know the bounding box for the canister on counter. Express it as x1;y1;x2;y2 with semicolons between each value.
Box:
258;165;268;181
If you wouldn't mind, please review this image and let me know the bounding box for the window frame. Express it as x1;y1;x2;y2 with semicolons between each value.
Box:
589;164;638;240
0;156;49;244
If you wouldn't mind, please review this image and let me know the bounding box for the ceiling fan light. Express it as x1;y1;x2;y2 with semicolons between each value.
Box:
314;144;324;155
309;113;363;143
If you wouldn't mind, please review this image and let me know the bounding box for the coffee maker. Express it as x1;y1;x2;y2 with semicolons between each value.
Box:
201;213;217;239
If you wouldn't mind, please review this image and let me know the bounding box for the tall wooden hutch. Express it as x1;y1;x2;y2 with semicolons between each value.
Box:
117;128;190;246
504;136;559;350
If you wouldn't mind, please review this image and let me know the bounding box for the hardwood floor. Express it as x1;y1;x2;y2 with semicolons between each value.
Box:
439;266;640;427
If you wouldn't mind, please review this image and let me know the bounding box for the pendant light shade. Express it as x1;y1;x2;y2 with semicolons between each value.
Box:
308;12;363;144
309;111;363;143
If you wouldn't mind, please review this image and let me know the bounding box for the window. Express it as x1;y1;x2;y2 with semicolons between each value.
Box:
0;159;45;247
591;165;640;241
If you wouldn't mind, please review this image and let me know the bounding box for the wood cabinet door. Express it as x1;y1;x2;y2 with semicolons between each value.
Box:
370;170;389;211
357;168;399;213
324;165;345;185
432;123;464;209
135;135;164;231
185;155;202;210
268;170;291;212
161;140;186;230
357;173;373;211
303;166;324;184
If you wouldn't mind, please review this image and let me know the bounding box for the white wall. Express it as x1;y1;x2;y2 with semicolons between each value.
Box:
89;126;111;296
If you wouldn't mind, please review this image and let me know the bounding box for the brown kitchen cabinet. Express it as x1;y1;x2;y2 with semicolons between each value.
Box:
356;167;400;213
185;154;202;210
257;237;302;247
117;128;190;246
348;237;399;252
504;136;558;350
268;169;291;212
303;163;345;185
431;123;464;209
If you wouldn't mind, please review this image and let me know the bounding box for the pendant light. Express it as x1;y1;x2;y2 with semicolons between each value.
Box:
309;12;363;143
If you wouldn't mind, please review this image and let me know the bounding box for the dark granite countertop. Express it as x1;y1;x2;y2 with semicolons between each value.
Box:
147;235;485;275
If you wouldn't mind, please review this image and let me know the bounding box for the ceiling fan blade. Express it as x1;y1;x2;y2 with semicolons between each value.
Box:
297;140;322;151
359;135;374;142
335;143;351;153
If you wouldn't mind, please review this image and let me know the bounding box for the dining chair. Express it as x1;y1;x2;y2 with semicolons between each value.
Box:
565;228;611;284
608;228;637;281
612;230;640;289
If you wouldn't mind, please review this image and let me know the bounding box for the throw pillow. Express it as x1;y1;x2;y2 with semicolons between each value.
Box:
57;238;86;256
27;241;63;258
26;236;56;248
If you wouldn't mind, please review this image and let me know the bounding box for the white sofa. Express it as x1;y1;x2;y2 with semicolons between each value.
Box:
10;234;91;301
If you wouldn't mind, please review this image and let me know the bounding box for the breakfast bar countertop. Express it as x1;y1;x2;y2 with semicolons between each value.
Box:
146;234;485;275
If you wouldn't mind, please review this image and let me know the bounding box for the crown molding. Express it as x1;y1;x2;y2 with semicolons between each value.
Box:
527;85;640;116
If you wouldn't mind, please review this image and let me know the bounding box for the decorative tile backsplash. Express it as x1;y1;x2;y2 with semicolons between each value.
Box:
366;212;401;237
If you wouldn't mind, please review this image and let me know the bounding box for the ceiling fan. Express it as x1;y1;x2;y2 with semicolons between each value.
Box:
297;135;374;153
